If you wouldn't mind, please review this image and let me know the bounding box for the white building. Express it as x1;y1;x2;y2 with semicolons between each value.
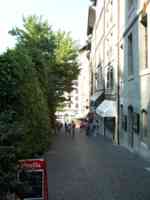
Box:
77;47;90;118
60;81;79;122
56;47;90;122
87;0;118;141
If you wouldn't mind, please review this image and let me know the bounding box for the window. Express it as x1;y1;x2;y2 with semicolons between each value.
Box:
128;34;134;76
124;115;127;131
141;110;148;139
74;88;78;94
120;105;124;129
19;171;43;199
106;67;114;89
106;8;109;28
140;14;148;69
73;80;78;87
128;0;133;10
110;2;113;22
107;70;109;88
99;65;104;89
110;68;113;88
75;103;79;108
133;113;140;134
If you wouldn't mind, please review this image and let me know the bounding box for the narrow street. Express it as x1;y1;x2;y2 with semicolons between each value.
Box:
46;129;150;200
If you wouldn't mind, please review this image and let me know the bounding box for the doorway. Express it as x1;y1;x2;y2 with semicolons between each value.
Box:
128;106;134;147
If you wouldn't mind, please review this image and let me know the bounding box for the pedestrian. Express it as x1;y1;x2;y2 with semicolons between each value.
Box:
92;120;97;136
55;121;62;135
64;122;68;134
67;123;71;136
71;121;76;137
86;122;90;136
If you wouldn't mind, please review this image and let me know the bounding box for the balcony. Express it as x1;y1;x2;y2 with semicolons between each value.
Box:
105;87;116;100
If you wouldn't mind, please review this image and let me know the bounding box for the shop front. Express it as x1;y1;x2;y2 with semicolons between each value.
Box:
96;100;116;141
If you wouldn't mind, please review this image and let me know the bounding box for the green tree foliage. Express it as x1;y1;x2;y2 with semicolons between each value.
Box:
0;15;79;196
48;31;80;128
49;31;79;99
10;16;80;122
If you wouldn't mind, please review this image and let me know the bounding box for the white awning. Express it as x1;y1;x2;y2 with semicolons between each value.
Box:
90;91;103;102
96;100;116;117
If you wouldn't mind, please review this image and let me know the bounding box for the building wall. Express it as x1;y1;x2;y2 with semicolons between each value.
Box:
87;0;150;157
104;0;118;99
59;49;90;122
88;0;118;139
92;0;105;93
78;49;90;118
90;0;118;97
119;0;150;159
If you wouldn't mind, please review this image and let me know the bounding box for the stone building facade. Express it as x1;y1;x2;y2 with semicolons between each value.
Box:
87;0;118;141
77;47;90;119
87;0;150;159
119;0;150;159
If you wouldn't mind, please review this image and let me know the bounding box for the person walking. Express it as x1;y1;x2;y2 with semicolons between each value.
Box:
92;120;97;136
64;122;68;135
86;121;90;136
67;123;71;136
71;121;76;137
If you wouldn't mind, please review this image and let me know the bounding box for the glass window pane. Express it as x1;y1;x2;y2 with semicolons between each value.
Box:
19;171;43;198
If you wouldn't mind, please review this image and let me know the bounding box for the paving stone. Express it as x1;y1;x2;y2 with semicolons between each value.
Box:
45;129;150;200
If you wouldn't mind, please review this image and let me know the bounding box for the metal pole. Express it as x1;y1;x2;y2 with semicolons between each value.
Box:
116;0;120;145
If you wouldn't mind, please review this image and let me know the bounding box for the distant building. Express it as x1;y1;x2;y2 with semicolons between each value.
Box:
77;46;90;118
56;47;90;122
60;82;79;122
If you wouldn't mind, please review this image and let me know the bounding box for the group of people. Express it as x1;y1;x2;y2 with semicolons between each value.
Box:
55;118;99;137
64;121;76;137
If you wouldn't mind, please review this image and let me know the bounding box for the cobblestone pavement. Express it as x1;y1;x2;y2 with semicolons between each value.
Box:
46;129;150;200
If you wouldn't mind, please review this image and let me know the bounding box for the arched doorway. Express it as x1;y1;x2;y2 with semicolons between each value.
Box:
128;105;134;147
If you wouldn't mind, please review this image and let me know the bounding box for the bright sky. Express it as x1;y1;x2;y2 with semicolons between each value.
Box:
0;0;90;53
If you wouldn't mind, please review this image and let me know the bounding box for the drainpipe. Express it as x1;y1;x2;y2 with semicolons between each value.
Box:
116;0;120;145
114;0;120;144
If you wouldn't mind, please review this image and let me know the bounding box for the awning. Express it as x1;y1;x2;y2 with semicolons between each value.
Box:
96;100;116;117
90;91;103;102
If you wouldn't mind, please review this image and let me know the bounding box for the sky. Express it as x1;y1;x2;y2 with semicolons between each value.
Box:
0;0;90;53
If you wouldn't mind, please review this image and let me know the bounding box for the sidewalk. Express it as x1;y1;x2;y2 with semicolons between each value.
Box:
46;129;150;200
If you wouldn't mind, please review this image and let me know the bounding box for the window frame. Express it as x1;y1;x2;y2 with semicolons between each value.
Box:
128;0;134;11
140;14;148;71
141;109;148;140
128;33;134;77
106;66;114;90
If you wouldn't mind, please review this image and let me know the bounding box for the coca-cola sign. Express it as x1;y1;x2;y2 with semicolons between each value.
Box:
19;159;45;170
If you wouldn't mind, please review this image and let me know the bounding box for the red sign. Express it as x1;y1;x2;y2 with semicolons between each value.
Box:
18;159;48;200
19;159;45;170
